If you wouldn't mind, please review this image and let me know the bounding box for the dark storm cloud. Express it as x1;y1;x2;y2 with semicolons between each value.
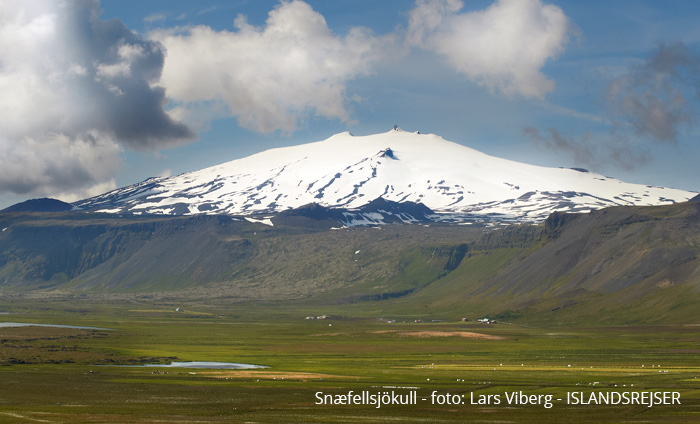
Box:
523;127;650;171
0;0;194;200
608;42;700;143
526;43;698;172
63;0;195;149
522;127;595;165
0;133;121;201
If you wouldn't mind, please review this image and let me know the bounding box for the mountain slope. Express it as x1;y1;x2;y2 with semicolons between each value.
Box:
0;213;256;291
74;129;695;222
2;201;700;324
402;201;700;324
0;210;481;297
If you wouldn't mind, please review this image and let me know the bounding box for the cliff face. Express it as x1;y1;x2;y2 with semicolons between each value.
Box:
456;202;700;323
0;213;256;291
1;201;700;325
0;210;483;298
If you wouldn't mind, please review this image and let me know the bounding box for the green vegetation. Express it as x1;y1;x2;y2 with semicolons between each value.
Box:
0;300;699;423
2;203;700;421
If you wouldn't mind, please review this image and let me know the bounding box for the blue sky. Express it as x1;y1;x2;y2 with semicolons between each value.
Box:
0;0;699;209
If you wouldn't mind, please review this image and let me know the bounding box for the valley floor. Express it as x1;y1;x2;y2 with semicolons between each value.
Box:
0;299;699;423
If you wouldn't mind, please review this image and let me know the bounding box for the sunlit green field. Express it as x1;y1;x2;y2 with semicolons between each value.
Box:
1;300;699;423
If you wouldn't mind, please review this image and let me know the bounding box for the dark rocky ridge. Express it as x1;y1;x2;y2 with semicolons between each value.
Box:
2;198;73;213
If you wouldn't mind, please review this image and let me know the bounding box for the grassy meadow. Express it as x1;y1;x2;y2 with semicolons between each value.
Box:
0;299;699;423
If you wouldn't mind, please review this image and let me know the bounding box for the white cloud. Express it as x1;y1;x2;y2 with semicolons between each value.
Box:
0;132;121;199
144;13;166;24
0;0;194;200
406;0;572;99
151;0;396;133
95;61;132;79
0;0;575;203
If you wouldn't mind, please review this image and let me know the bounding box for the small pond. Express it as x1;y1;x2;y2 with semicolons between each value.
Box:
0;322;110;330
109;361;267;369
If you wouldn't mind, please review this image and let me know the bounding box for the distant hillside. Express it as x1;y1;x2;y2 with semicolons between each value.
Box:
401;201;700;324
271;198;435;228
1;201;700;324
0;209;480;297
2;198;73;213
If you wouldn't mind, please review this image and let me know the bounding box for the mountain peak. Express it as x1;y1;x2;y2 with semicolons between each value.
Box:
378;147;398;160
73;130;697;223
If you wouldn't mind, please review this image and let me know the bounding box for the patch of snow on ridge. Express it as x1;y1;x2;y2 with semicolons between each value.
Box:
245;217;274;226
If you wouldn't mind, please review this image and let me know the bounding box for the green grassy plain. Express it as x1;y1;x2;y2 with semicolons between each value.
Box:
1;300;699;423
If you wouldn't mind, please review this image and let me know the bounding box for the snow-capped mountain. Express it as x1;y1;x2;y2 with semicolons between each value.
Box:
74;128;696;222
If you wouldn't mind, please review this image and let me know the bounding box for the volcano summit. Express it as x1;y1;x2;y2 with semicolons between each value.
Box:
74;129;695;222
